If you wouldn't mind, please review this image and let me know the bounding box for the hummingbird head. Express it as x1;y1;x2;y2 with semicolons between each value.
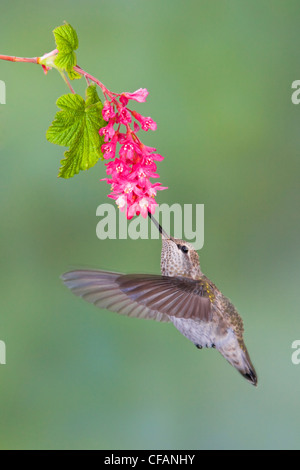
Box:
161;237;202;278
148;213;202;278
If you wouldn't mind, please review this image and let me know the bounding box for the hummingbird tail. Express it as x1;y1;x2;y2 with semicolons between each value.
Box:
238;348;258;386
219;343;258;387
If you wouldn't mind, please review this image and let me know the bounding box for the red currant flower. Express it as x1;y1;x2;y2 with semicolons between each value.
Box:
127;197;158;219
101;134;118;160
131;111;157;131
122;88;149;103
102;101;116;121
117;107;132;125
99;86;166;218
115;195;127;211
99;120;116;142
105;158;131;178
119;140;140;161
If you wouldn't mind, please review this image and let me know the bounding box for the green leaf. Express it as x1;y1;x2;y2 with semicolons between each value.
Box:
54;22;78;51
53;23;81;80
46;85;106;178
66;68;81;80
86;83;102;106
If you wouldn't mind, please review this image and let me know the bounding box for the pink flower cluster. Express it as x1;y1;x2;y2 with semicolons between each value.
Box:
99;87;167;219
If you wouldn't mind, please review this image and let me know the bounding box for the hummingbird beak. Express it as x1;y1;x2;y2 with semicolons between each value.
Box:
148;212;170;239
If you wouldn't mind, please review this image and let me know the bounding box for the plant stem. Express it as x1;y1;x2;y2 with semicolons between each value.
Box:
73;65;114;98
0;54;39;64
59;71;75;94
0;53;116;99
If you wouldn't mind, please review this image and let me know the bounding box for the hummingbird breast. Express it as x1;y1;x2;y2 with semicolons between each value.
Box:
170;317;217;348
169;316;226;349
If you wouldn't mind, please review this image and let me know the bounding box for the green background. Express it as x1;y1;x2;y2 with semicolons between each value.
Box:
0;0;299;450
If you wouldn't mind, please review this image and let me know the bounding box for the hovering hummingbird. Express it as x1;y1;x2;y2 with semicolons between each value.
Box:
61;213;257;386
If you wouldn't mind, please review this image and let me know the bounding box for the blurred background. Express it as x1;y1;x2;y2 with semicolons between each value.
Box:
0;0;299;450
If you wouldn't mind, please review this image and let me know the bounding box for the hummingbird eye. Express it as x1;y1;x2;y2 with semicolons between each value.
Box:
176;243;188;253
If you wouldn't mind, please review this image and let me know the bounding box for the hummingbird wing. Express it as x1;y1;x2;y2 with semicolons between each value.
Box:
61;270;212;322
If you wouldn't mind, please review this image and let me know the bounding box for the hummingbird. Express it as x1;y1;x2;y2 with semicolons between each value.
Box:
61;213;257;386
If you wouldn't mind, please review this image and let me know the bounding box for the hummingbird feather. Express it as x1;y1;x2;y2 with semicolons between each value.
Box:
61;270;212;322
